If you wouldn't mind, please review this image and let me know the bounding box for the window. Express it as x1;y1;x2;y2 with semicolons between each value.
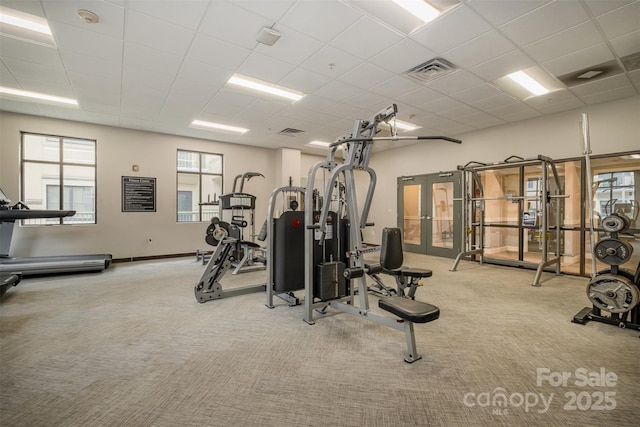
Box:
21;133;96;225
177;149;223;222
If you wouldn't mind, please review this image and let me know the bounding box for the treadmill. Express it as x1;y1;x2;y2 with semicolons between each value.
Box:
0;188;112;276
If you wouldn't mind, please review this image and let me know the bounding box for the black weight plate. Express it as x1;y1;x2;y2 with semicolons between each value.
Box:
594;238;633;265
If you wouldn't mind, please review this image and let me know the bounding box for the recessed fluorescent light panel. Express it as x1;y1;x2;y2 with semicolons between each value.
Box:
0;86;78;106
394;119;421;131
227;74;305;102
0;6;55;47
391;0;440;23
492;66;563;101
307;140;331;148
190;119;249;134
346;0;459;35
507;71;549;96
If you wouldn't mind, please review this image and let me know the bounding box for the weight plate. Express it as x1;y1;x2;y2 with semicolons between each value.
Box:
601;215;625;233
587;274;640;313
615;213;631;232
594;238;633;265
205;221;230;246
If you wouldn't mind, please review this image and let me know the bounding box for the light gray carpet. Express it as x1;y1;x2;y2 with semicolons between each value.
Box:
1;254;638;426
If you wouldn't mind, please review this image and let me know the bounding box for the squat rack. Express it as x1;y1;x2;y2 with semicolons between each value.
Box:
450;155;568;286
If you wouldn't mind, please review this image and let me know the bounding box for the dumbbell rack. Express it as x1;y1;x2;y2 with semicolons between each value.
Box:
572;213;640;333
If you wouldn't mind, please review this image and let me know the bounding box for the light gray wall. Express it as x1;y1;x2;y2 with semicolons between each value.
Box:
364;95;640;243
2;96;638;258
0;112;276;258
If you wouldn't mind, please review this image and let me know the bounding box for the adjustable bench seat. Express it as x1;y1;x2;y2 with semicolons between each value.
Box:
384;267;432;279
379;296;440;323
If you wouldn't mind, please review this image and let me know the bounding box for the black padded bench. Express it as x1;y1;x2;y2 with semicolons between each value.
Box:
379;296;440;323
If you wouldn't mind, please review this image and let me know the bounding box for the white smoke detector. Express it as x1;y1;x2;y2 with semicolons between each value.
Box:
77;9;99;24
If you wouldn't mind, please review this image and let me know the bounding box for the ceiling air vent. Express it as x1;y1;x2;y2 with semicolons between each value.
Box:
278;128;305;137
405;58;457;84
621;51;640;72
557;60;624;87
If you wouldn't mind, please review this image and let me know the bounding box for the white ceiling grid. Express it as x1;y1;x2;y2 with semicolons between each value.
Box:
0;0;637;152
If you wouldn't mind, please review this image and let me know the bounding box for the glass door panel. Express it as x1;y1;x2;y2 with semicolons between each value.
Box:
398;176;427;253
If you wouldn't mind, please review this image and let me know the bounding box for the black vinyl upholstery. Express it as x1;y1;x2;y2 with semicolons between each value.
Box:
379;297;440;323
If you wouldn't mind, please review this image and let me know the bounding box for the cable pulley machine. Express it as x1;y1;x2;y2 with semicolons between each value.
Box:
302;104;461;362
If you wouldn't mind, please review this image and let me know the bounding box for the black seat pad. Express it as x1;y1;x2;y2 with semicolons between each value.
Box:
384;267;432;278
379;297;439;323
240;241;262;249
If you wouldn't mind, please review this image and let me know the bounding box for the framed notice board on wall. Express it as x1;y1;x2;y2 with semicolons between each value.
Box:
122;176;156;212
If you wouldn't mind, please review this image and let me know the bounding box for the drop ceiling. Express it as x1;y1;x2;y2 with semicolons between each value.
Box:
0;0;638;154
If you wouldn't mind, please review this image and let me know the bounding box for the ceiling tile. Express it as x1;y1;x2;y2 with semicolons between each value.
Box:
81;111;121;128
438;104;481;119
128;0;208;30
254;24;324;66
496;108;542;122
3;57;68;86
201;101;245;120
449;83;503;103
295;94;338;113
177;58;232;90
470;50;536;81
312;80;361;102
411;4;492;53
522;21;604;63
60;50;121;79
234;0;296;22
425;70;486;94
0;98;43;115
419;96;464;113
345;91;399;110
12;77;75;98
584;0;636;17
469;93;519;110
444;30;515;69
125;10;194;56
467;0;550;27
37;103;85;121
198;1;271;49
301;45;363;79
0;36;61;66
122;65;174;93
369;76;423;98
187;34;251;71
610;30;640;57
124;42;183;76
329;16;403;60
529;97;585;115
457;111;506;128
499;1;590;46
209;89;259;110
43;1;124;38
68;71;121;105
50;21;123;61
0;61;19;87
119;116;155;131
236;51;298;83
370;38;438;74
597;1;640;39
579;86;638;105
281;0;362;42
570;74;635;97
278;68;332;93
338;63;395;90
0;0;45;17
395;87;446;107
543;43;615;76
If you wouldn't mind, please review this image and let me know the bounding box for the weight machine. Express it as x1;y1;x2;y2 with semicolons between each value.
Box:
301;104;461;362
193;217;266;303
449;155;568;286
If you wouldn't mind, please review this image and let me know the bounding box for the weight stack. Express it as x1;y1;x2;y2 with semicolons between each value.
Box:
315;261;346;301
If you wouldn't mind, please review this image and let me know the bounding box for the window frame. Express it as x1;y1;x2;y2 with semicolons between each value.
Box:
20;132;97;226
176;149;223;223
